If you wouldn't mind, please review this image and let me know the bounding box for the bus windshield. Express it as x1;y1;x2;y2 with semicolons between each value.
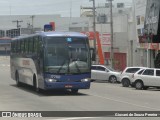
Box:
44;37;91;74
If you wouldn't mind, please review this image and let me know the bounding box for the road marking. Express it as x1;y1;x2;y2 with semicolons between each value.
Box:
87;92;160;111
47;117;98;120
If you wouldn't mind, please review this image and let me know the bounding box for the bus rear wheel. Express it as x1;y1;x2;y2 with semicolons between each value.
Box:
15;72;21;87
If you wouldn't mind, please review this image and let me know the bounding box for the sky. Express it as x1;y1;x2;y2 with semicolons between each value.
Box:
0;0;132;17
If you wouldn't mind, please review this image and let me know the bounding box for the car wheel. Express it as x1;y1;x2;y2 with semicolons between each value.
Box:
109;76;117;83
122;78;130;87
135;81;143;90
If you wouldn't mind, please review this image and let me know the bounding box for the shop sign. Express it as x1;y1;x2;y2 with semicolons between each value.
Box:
150;43;159;50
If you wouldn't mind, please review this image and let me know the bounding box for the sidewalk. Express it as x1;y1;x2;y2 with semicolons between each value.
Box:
0;56;10;60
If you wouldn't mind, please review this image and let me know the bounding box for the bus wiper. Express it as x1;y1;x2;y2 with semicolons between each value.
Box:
57;60;67;74
71;60;81;73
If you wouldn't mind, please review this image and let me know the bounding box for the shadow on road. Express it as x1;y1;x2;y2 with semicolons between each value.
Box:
10;84;89;97
92;80;120;84
129;86;160;91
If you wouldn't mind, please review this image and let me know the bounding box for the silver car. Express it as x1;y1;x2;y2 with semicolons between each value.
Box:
91;65;120;83
120;67;147;87
132;68;160;90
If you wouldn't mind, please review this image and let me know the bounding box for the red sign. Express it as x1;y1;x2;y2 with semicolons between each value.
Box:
99;33;111;45
150;43;159;50
81;31;99;40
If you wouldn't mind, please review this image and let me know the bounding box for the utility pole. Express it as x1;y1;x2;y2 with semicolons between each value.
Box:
30;15;35;33
12;20;23;29
107;0;114;68
12;20;23;36
89;0;97;63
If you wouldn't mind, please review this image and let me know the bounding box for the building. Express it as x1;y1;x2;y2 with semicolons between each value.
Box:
81;2;136;71
134;0;160;68
0;37;11;55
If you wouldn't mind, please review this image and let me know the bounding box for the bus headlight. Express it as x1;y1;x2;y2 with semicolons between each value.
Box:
81;78;91;82
45;78;57;82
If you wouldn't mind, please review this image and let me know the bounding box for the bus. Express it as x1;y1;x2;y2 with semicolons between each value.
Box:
10;31;91;93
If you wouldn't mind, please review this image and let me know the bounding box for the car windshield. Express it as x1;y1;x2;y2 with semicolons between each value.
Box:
44;37;91;74
106;66;115;71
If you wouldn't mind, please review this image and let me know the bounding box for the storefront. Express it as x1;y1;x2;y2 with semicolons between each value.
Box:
138;43;160;68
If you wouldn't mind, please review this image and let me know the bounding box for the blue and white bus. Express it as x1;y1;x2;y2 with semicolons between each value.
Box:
10;31;91;93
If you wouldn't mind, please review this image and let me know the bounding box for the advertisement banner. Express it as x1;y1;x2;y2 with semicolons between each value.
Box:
99;33;111;45
144;0;160;35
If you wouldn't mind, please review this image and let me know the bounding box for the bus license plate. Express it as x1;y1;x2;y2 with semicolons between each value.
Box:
65;85;73;88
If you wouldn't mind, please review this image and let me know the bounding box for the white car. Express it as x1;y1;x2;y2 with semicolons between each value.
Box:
132;68;160;90
120;67;147;87
91;65;120;83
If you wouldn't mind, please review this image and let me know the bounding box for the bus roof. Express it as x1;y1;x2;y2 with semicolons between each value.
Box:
37;31;87;37
13;31;87;40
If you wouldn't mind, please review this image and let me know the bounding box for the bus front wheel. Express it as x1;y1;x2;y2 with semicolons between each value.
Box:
71;89;79;94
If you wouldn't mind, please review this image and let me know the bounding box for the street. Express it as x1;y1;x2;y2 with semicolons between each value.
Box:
0;56;160;120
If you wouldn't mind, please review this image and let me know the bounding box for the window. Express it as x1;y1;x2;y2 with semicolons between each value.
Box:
24;39;29;53
143;69;154;76
91;66;97;70
33;36;41;54
16;40;21;53
137;69;144;75
20;40;25;53
0;30;5;37
136;16;140;25
125;68;140;73
156;70;160;76
97;66;105;71
28;37;33;53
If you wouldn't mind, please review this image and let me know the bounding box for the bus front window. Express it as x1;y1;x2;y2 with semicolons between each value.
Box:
44;37;90;74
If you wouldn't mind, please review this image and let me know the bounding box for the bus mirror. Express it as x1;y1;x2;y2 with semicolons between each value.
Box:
90;48;96;61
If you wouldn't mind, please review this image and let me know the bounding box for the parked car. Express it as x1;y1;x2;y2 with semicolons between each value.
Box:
120;67;147;87
132;68;160;90
91;65;120;83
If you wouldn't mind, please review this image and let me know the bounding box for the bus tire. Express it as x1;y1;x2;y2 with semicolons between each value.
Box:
15;71;21;87
33;75;40;92
71;89;79;94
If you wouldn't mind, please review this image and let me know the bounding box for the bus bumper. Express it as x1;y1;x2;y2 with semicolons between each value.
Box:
44;81;91;90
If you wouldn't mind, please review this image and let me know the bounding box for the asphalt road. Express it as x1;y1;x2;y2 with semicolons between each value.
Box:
0;56;160;120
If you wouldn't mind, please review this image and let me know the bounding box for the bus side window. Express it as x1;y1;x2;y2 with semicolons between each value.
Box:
19;40;21;53
14;41;16;53
33;37;38;54
28;37;33;53
33;36;41;55
24;38;29;54
11;41;15;53
20;39;24;54
15;41;17;53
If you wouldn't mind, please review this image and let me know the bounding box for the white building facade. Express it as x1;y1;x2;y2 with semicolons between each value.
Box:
81;2;137;70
